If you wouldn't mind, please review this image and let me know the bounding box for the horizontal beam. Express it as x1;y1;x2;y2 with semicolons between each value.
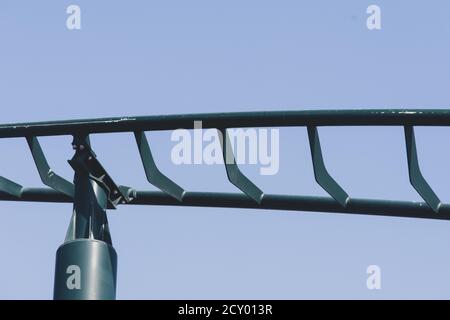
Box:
1;110;450;138
1;188;450;221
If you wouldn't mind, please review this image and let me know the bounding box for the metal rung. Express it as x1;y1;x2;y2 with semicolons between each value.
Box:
404;126;441;213
307;126;349;207
0;176;22;198
0;110;447;220
26;136;74;198
134;131;185;202
218;128;264;204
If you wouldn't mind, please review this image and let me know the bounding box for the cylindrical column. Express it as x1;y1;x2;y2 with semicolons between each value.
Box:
54;136;121;300
53;238;117;300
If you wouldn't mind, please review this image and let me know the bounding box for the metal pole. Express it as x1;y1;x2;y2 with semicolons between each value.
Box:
53;138;118;300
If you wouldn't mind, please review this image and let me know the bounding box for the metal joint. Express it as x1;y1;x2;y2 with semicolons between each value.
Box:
68;135;131;209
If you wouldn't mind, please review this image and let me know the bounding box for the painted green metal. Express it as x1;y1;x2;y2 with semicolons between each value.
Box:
2;188;450;220
68;135;131;208
53;239;117;300
0;110;447;217
130;191;450;221
1;109;450;138
307;126;349;207
66;160;112;242
134;131;185;201
218;128;264;204
404;126;441;213
2;109;450;300
27;136;74;198
52;135;126;299
0;176;22;198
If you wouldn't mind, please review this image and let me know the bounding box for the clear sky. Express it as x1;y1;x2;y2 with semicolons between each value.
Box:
1;0;450;299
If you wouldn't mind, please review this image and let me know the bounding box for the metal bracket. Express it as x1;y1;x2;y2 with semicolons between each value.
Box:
134;131;185;201
68;135;132;209
218;128;264;204
26;136;74;198
307;126;349;207
404;126;441;213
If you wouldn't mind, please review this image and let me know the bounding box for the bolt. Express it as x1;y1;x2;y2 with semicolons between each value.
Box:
79;145;85;151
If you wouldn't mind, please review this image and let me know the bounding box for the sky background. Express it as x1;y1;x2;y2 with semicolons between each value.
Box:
1;1;450;299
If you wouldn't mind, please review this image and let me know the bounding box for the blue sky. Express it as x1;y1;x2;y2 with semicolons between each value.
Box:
1;1;450;299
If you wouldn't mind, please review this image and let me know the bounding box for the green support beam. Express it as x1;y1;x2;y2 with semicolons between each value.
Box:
0;109;449;299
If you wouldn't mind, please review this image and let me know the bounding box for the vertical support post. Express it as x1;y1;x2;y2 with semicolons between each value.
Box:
53;136;118;300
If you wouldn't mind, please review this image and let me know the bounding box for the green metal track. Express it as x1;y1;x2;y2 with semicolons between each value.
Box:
0;109;448;220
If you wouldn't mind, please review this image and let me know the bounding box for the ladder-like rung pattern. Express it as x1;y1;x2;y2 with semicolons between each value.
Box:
0;109;447;219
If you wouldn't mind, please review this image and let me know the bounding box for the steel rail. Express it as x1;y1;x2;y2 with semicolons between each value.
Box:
0;188;448;221
0;109;448;220
3;109;447;299
0;109;450;137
